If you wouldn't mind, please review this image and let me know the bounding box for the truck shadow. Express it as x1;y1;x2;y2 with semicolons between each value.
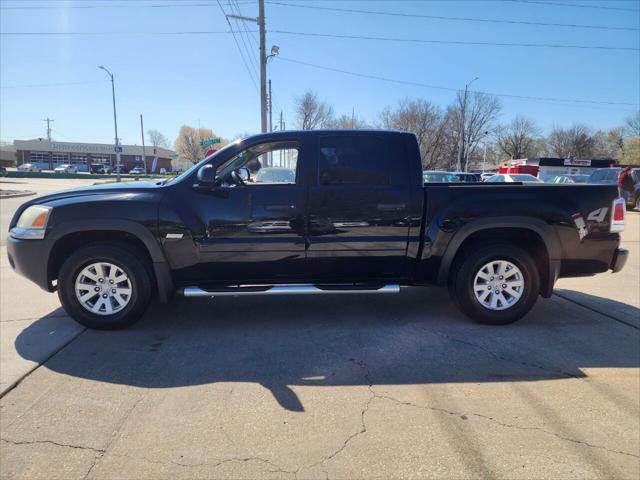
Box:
14;287;640;412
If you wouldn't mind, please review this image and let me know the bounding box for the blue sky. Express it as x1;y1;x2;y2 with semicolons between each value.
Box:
1;0;638;146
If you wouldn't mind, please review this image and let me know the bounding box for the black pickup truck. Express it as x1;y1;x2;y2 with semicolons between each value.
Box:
7;130;628;329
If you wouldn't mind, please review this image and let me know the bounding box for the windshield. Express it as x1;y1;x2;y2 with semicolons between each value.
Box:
254;168;296;183
511;174;540;182
424;172;455;183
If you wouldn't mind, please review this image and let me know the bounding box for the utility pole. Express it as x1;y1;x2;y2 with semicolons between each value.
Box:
43;117;54;141
258;0;267;133
456;76;479;172
140;114;147;174
98;65;121;182
268;79;273;132
226;0;274;133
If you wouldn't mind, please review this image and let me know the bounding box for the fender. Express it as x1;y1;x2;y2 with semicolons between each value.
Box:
47;219;174;302
435;216;562;298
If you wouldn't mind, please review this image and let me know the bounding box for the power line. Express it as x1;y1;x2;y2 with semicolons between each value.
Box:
0;2;222;9
227;0;260;80
216;0;260;92
271;30;638;52
1;31;238;36
275;56;638;109
266;1;639;32
500;0;640;12
0;80;105;88
3;29;636;52
231;0;260;48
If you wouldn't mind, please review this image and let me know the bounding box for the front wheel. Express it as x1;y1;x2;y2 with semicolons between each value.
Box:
449;243;540;325
57;244;152;330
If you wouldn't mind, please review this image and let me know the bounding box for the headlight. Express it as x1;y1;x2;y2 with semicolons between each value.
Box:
10;205;52;240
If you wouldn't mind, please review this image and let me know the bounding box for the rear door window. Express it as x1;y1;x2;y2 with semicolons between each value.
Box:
317;135;403;186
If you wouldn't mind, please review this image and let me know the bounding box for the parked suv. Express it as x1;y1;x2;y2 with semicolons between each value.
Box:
90;164;111;174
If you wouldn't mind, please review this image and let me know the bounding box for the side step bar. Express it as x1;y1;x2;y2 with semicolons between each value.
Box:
182;284;400;297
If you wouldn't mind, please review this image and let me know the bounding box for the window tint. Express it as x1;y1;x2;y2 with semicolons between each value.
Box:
318;135;395;186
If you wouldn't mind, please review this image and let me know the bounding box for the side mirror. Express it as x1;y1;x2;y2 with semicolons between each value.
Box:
238;167;250;182
196;165;217;185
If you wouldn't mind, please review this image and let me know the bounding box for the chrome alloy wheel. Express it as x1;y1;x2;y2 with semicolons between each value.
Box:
74;262;132;315
473;260;524;311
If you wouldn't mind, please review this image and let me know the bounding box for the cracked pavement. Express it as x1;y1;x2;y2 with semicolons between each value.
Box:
2;286;638;480
1;181;639;479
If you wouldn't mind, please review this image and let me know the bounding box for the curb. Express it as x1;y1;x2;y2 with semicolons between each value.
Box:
0;191;36;199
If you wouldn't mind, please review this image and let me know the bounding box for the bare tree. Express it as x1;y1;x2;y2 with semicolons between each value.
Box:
379;98;446;169
449;91;501;171
328;112;369;129
546;124;595;158
147;129;170;149
496;116;542;159
626;111;640;137
294;91;334;130
174;125;219;164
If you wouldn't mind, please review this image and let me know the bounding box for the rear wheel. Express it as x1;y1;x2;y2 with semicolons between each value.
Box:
57;244;152;330
449;243;540;325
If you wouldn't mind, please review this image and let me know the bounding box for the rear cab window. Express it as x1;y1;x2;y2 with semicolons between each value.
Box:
317;135;406;186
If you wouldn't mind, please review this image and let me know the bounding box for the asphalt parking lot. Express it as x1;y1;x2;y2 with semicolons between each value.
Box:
1;178;638;479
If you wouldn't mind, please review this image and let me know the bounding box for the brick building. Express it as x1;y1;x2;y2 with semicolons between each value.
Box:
14;139;174;173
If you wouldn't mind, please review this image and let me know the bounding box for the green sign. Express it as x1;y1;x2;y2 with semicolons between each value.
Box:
200;138;221;148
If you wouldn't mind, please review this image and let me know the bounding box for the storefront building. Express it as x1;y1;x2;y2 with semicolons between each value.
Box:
14;139;174;173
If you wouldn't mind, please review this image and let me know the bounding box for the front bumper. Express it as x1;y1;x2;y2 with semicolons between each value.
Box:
6;235;53;292
610;248;629;273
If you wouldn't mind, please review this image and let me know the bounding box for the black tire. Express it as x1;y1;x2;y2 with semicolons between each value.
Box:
449;243;540;325
57;244;152;330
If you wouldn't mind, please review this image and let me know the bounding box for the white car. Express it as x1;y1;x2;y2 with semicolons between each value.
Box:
17;163;41;172
54;164;78;174
485;174;543;184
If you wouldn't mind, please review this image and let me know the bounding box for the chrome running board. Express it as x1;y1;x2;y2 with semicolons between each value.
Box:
182;284;400;297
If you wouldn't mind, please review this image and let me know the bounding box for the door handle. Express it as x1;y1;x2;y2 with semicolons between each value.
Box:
266;204;296;211
377;203;406;211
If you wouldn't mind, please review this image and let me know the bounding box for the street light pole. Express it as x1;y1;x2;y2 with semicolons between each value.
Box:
456;76;479;172
98;65;121;182
140;114;147;175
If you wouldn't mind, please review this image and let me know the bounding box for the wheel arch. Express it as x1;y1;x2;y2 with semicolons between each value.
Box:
436;216;561;298
47;220;174;302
